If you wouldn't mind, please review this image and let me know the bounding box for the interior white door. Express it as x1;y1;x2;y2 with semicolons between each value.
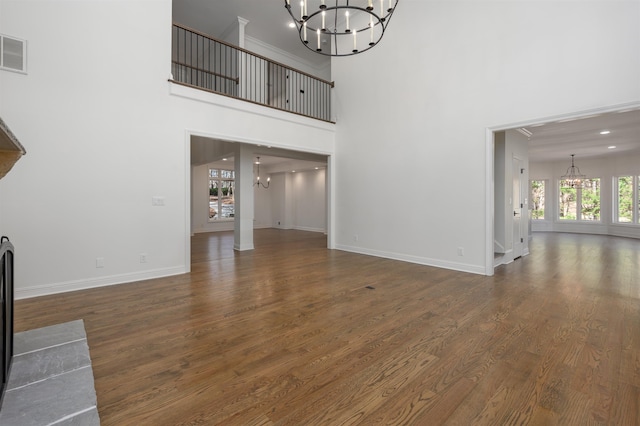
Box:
512;156;523;259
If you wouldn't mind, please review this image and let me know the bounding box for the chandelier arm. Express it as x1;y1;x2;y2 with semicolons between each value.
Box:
285;0;399;57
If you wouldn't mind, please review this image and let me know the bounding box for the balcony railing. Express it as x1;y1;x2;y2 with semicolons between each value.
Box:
171;24;334;123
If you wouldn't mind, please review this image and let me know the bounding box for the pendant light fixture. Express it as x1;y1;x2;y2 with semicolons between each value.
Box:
254;157;270;189
285;0;400;57
561;154;586;188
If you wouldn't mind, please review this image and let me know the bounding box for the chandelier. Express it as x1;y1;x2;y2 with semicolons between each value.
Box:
253;157;270;189
285;0;400;57
561;154;586;188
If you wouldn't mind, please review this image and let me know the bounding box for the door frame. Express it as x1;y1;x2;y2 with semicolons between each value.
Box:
484;101;640;276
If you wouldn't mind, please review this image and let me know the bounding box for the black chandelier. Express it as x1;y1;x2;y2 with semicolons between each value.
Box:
561;154;587;189
253;157;270;189
285;0;400;57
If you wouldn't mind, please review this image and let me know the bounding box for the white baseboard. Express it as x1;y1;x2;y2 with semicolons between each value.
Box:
334;244;485;275
15;266;187;300
293;226;326;233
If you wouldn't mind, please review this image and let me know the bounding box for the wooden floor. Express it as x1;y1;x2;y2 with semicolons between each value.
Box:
15;230;640;425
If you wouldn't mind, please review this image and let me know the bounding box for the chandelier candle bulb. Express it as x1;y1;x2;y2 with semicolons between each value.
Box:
284;0;399;56
370;16;374;44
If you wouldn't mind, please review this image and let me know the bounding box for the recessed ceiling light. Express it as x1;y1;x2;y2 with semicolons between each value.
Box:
292;170;296;173
288;22;295;28
315;167;319;170
600;130;611;135
608;146;617;149
222;158;227;161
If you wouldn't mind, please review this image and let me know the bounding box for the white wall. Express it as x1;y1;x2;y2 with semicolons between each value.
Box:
494;130;529;259
494;132;506;252
332;0;640;274
245;36;331;82
0;0;335;298
291;169;326;233
530;153;640;239
265;170;327;232
253;177;273;229
191;165;326;233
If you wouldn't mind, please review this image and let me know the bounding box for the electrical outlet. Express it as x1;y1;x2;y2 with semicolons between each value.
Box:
140;253;147;263
96;257;104;268
457;247;464;256
353;234;359;242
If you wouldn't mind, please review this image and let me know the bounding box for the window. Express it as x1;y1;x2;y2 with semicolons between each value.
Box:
530;180;546;220
0;34;27;73
208;169;235;221
615;176;639;224
559;178;600;221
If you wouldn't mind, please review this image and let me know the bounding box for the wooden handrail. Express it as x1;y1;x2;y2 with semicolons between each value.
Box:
171;60;239;84
173;23;335;88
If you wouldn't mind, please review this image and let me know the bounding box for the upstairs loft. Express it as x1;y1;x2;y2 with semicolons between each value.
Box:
170;24;334;123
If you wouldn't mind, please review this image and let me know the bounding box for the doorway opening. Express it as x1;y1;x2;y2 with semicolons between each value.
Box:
187;134;333;268
486;101;640;276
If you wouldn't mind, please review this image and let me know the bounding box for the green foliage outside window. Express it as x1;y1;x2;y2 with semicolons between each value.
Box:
209;187;231;197
581;178;600;220
618;176;633;223
559;184;577;220
530;180;545;219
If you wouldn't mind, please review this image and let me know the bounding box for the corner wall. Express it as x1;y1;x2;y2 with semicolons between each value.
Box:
0;0;335;298
332;0;639;274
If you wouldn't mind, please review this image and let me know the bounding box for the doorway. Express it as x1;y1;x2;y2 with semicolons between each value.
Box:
186;134;333;269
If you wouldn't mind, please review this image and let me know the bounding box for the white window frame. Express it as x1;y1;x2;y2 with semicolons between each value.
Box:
614;175;640;225
557;177;601;222
530;179;547;220
208;168;235;222
0;34;27;74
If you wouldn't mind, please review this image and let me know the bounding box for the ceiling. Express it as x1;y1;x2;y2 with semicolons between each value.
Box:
522;109;640;163
191;135;327;173
172;0;330;69
174;1;640;164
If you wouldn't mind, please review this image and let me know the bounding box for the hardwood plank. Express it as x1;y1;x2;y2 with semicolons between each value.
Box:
13;230;640;425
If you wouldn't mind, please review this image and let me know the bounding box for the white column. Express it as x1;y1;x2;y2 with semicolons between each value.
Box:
234;144;255;251
237;17;249;48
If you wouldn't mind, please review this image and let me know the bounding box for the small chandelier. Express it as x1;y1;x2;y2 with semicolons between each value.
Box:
285;0;400;57
254;157;270;189
561;154;586;188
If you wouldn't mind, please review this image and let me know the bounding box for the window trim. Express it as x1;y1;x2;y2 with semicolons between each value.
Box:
530;179;548;221
557;177;601;222
613;175;639;225
208;168;235;223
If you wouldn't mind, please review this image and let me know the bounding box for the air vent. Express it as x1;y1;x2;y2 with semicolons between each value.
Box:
1;34;27;73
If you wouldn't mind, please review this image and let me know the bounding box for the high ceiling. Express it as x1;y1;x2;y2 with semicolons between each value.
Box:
172;0;330;69
174;1;640;164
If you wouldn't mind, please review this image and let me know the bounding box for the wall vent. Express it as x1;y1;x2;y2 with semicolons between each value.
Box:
0;34;27;74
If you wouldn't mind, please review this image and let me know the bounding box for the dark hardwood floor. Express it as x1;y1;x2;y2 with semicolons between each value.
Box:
14;230;640;425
